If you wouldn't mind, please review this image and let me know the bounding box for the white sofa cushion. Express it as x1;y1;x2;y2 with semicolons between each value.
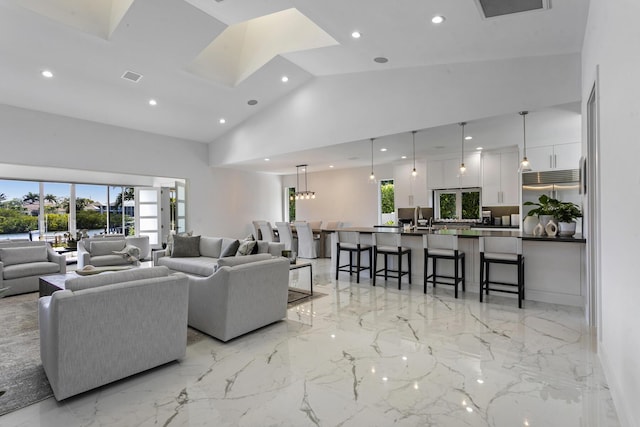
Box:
65;266;170;291
90;240;126;256
0;245;48;266
3;261;60;280
157;256;218;277
199;237;222;258
216;253;271;268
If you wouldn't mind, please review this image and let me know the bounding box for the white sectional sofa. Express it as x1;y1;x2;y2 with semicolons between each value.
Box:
39;266;189;400
153;236;284;277
0;240;66;296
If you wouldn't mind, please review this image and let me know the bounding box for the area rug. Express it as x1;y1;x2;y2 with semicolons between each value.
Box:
0;292;52;416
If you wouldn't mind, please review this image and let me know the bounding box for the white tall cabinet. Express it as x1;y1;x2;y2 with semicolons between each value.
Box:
481;149;519;206
525;142;581;171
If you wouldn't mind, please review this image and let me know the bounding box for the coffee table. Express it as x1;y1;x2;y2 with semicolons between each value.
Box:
289;261;313;296
39;272;78;297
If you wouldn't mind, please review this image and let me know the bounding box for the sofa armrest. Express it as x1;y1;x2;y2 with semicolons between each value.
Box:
0;260;4;287
47;247;67;273
152;249;169;266
268;242;285;257
77;241;91;268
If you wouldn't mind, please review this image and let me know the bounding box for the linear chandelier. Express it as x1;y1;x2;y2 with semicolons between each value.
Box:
294;164;315;200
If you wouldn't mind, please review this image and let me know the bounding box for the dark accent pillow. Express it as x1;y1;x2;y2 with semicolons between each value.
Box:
236;240;256;256
250;240;259;254
171;235;201;257
220;239;240;257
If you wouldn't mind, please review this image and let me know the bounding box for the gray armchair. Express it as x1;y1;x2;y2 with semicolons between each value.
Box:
0;241;66;296
77;236;141;269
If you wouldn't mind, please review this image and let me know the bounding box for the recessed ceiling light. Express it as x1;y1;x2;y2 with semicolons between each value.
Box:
281;76;289;83
264;158;270;161
329;165;334;168
374;57;389;64
219;118;226;124
380;148;387;152
432;15;445;24
41;70;53;78
465;136;473;140
248;99;258;106
148;99;157;106
401;155;407;159
351;31;361;38
476;146;483;150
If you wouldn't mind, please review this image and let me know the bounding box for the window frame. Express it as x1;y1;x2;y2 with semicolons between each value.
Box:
433;187;482;220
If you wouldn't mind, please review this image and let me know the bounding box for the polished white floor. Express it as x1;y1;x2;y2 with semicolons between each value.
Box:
2;259;620;426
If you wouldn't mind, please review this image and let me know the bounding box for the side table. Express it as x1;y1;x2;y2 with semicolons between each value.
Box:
289;261;313;295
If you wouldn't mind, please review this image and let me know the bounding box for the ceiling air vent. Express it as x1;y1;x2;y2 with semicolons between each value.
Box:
475;0;550;19
121;70;143;83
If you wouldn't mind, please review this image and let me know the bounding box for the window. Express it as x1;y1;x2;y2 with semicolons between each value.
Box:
434;188;481;220
379;179;395;225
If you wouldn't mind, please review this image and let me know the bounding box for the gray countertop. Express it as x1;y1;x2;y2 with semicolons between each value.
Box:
330;227;586;243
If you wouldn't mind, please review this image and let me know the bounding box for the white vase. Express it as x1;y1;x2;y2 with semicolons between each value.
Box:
545;219;558;237
558;221;577;237
538;215;554;236
523;216;538;234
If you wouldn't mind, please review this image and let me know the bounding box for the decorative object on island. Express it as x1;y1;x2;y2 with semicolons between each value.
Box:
554;200;583;236
411;130;418;178
545;220;558;237
518;111;532;172
458;122;467;176
523;215;538;234
369;138;376;183
524;194;561;235
293;164;316;200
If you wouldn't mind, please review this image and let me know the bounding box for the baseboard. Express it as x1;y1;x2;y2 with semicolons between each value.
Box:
599;346;633;427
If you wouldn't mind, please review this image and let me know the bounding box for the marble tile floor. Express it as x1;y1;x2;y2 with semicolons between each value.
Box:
1;259;620;426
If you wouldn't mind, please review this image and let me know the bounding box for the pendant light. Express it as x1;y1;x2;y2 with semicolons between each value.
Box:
369;138;376;183
411;131;418;178
294;164;315;200
519;111;532;172
459;122;467;176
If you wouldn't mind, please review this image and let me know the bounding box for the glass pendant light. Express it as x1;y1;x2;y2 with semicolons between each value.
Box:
519;111;532;172
411;131;418;178
459;122;467;176
369;138;376;183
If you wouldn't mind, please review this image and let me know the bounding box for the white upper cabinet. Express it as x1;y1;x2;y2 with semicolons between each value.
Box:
394;160;429;208
427;152;481;189
526;142;581;171
482;150;519;206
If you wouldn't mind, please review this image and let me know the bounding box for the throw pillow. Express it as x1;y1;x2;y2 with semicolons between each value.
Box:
220;239;240;257
166;230;193;256
236;240;256;256
0;246;48;266
171;235;201;257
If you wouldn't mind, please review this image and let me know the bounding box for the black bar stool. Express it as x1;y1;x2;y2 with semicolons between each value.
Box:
372;233;412;289
479;236;525;308
423;234;465;298
335;231;372;283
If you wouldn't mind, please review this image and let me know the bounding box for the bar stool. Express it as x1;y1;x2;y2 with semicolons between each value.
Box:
423;234;465;298
479;236;525;308
335;231;372;283
372;233;412;289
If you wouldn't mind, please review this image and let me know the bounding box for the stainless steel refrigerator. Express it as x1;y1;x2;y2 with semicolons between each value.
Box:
522;170;582;233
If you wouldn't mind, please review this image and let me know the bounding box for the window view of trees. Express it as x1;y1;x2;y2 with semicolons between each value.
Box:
0;180;135;240
435;188;481;220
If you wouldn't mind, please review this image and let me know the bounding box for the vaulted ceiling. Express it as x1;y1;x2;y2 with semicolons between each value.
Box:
0;0;588;173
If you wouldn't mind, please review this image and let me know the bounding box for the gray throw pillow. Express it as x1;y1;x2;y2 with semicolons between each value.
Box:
220;239;240;257
171;235;201;257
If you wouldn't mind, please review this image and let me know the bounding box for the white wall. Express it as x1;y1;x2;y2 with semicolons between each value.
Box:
283;164;394;227
582;2;640;426
0;104;282;239
210;54;581;166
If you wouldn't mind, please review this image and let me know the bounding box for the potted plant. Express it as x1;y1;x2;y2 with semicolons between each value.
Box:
523;194;561;234
553;201;582;236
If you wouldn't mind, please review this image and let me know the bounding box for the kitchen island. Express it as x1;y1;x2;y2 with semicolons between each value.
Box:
328;227;585;307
